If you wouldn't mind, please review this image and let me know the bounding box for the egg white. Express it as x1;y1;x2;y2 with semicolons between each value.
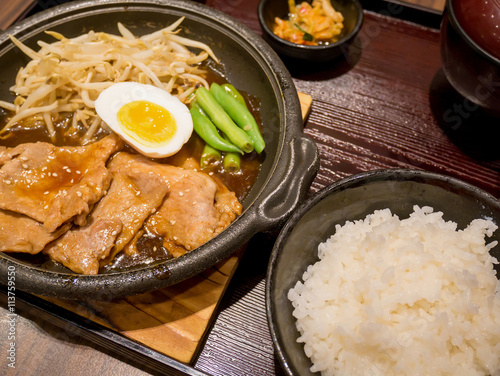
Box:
95;82;193;158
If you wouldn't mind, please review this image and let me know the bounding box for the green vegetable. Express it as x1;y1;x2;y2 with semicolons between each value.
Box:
223;151;241;172
222;83;247;107
190;102;243;154
222;133;241;172
294;23;314;42
200;143;222;168
209;83;266;154
195;86;254;153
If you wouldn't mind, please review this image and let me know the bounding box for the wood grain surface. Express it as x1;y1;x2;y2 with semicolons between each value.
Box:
406;0;445;10
0;0;36;30
41;254;241;365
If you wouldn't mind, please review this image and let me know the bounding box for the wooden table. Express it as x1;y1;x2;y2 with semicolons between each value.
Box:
1;0;498;375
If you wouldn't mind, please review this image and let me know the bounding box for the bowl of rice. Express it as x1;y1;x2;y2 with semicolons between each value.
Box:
266;168;500;376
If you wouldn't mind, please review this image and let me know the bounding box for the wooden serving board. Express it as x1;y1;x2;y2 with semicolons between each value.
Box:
40;93;313;364
0;0;37;31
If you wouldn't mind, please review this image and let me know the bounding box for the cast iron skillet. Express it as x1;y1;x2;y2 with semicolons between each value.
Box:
0;0;319;300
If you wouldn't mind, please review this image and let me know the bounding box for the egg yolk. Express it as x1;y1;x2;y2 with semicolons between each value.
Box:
117;100;177;147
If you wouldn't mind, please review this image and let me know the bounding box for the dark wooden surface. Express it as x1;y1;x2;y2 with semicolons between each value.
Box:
1;0;499;375
0;0;37;30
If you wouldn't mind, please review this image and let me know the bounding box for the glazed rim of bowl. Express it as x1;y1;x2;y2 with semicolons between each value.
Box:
258;0;364;51
0;0;319;299
446;0;500;67
266;168;500;375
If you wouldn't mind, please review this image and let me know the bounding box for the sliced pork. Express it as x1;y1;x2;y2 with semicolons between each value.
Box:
44;152;172;274
0;134;122;232
0;210;71;254
144;165;242;258
2;145;242;274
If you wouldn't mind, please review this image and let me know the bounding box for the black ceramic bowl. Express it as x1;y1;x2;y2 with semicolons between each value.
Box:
0;0;319;300
258;0;364;62
440;0;500;115
266;168;500;376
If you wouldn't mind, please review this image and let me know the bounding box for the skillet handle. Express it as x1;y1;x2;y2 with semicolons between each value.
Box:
256;136;319;231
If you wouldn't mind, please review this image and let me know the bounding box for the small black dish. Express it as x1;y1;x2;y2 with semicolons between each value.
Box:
258;0;364;62
266;168;500;375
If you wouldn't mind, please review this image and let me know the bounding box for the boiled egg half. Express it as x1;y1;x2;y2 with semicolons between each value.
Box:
95;82;193;158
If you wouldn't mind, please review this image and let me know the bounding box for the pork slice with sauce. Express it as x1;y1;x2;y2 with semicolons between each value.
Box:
0;134;123;232
44;152;172;274
142;163;243;258
0;209;71;254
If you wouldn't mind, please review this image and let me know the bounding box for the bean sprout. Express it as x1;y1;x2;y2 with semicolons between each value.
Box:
0;18;218;143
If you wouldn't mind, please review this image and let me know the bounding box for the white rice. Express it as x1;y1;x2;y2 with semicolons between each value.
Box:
288;205;500;376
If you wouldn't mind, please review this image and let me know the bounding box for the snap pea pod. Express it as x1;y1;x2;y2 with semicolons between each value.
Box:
200;143;222;168
223;151;241;172
195;87;254;153
222;133;241;172
190;102;243;154
222;83;247;107
209;83;265;154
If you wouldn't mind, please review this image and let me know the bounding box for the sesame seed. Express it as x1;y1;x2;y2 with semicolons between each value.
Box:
179;192;183;196
173;236;178;241
136;191;140;196
76;170;81;174
170;220;176;225
193;201;197;205
52;173;58;177
111;231;117;236
44;191;49;195
42;167;48;171
22;164;28;169
76;191;82;197
44;205;49;209
153;246;157;252
4;180;11;185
